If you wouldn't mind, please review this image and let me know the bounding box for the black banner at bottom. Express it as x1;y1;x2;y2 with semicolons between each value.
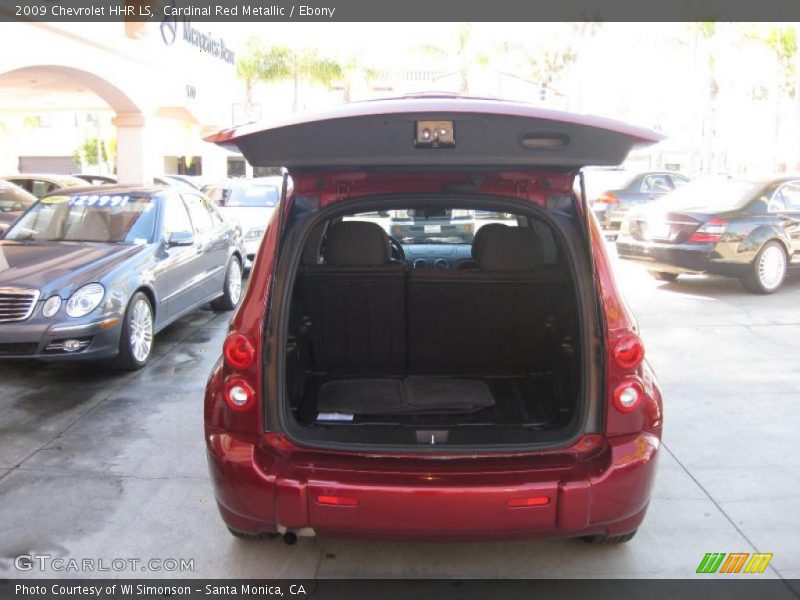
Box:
1;579;799;600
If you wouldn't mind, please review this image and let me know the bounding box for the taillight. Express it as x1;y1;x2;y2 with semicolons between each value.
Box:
597;192;619;206
688;217;728;243
224;377;255;411
612;379;644;413
606;331;648;435
223;332;255;369
316;495;359;507
613;334;644;370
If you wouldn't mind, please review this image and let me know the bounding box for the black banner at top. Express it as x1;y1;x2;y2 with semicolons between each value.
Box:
2;0;800;22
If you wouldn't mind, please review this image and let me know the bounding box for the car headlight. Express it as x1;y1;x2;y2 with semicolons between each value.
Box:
66;283;105;318
244;227;265;241
42;295;62;318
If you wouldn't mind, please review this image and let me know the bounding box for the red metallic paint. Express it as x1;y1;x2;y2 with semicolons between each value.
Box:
203;166;663;541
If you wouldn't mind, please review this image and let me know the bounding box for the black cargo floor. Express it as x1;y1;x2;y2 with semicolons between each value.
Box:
318;377;495;415
297;375;560;428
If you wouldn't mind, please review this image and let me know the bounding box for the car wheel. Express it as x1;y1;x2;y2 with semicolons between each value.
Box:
113;292;154;371
741;241;787;294
211;256;243;312
648;270;679;283
581;529;638;544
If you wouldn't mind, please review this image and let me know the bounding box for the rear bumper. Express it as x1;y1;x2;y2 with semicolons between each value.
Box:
616;238;749;276
206;432;660;541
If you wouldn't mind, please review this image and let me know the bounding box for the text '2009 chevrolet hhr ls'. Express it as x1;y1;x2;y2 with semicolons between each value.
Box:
204;96;664;544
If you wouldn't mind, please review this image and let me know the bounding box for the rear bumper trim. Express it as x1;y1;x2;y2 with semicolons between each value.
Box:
206;431;660;540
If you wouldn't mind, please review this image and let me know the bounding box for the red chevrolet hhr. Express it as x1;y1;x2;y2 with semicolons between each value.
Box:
204;96;664;545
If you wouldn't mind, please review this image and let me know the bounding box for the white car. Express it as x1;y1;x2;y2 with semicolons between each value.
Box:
202;177;281;265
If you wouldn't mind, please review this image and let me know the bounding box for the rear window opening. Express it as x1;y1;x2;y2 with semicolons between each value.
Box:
277;196;594;449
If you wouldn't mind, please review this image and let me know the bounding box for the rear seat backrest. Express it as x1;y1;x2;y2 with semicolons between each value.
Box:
409;225;560;375
299;221;406;375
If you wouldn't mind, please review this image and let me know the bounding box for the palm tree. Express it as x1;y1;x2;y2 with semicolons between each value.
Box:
236;37;266;119
236;40;344;112
418;23;489;94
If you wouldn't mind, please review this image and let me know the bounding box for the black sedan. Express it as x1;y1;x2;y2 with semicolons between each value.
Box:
0;180;36;237
0;185;245;368
617;176;800;293
592;171;690;233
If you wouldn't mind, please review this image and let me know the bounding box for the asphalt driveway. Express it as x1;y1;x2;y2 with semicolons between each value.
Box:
0;250;798;580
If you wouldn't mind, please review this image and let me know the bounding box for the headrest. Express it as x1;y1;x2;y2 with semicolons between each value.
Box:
323;221;390;267
476;226;543;272
471;223;509;258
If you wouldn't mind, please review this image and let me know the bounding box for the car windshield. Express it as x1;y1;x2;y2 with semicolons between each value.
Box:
4;192;157;243
0;184;36;213
342;208;482;245
653;177;763;211
205;184;279;208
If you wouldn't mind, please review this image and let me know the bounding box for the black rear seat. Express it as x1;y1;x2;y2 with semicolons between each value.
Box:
408;226;564;375
299;221;406;375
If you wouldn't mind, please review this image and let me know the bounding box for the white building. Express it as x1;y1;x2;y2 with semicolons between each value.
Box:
0;21;248;183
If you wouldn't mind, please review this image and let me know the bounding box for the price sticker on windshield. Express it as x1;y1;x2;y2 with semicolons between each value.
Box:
68;195;129;207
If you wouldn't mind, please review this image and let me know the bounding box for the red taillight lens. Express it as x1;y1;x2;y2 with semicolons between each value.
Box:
613;334;645;370
598;192;619;205
316;495;359;506
507;496;551;508
223;333;255;369
612;380;644;413
224;377;255;412
688;217;728;243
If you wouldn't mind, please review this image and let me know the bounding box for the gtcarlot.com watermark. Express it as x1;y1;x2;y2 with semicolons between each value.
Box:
14;553;194;573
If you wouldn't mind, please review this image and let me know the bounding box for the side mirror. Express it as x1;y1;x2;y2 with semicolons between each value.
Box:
167;230;194;246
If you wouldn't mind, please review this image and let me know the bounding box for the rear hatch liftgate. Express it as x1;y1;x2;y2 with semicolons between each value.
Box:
206;96;663;172
206;95;663;447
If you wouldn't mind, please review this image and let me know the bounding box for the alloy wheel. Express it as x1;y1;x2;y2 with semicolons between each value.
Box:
129;298;153;363
228;259;243;305
757;244;786;291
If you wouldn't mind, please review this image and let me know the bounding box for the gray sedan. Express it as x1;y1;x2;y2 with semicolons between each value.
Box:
0;185;245;369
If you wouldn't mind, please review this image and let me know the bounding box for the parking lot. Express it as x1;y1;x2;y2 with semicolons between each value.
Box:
0;246;798;581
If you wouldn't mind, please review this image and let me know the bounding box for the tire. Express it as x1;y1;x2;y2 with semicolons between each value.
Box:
211;256;243;312
740;240;787;294
582;529;638;545
648;270;679;283
112;292;154;371
227;527;279;540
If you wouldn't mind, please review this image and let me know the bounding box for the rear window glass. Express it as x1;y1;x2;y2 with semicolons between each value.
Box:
0;184;35;213
205;184;279;208
655;177;762;211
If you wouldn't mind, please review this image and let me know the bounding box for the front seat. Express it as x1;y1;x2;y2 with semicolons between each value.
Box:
456;222;509;269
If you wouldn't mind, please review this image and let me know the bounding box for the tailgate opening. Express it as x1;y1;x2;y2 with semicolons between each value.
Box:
274;192;599;450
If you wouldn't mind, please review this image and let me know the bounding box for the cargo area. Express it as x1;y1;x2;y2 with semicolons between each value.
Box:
282;203;587;447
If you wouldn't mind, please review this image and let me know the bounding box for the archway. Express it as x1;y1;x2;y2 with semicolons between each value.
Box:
0;65;152;184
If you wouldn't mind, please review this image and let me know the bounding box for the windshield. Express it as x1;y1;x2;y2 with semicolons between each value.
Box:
4;193;157;243
652;177;763;212
341;208;481;244
205;184;279;208
0;184;36;213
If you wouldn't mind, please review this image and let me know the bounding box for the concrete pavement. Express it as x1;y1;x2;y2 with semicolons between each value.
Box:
0;250;798;579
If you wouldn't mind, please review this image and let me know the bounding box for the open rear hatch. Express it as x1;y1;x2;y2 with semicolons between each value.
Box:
207;95;663;450
207;94;663;170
